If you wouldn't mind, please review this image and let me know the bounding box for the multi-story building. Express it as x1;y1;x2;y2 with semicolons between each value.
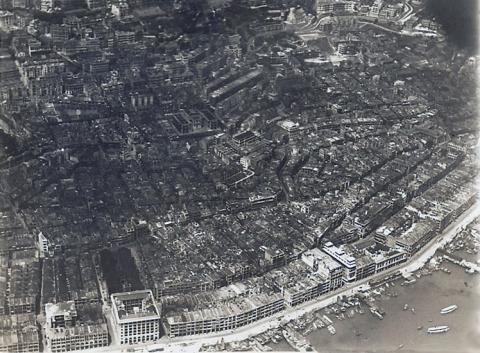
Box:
47;325;108;353
316;0;356;15
209;69;263;106
17;58;66;98
18;58;65;83
86;0;105;10
111;0;129;19
322;242;357;283
302;248;344;291
281;275;329;307
49;24;69;45
115;31;135;47
44;302;109;353
367;245;407;273
111;290;161;345
37;232;50;258
0;11;14;30
269;248;346;308
45;302;77;328
8;262;40;315
164;293;284;338
12;0;28;9
0;314;39;353
0;330;39;353
129;91;154;110
368;0;383;18
40;0;53;12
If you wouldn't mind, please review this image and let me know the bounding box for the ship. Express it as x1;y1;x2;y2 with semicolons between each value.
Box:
440;305;458;315
327;325;336;335
282;328;311;351
427;326;450;334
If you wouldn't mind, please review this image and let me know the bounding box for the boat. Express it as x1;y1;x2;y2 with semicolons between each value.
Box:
282;329;296;348
322;315;333;325
370;307;384;320
427;326;450;334
403;304;409;311
327;325;336;335
440;305;458;314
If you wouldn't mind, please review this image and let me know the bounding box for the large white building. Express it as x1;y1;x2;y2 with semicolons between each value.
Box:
111;290;161;345
322;242;357;283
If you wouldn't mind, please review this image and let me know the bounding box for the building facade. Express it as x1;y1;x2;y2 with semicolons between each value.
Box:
165;293;284;338
111;290;161;345
44;301;109;352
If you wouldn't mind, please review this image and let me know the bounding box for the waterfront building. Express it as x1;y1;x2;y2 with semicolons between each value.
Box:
45;302;109;352
302;248;344;291
322;242;357;283
164;293;284;338
282;274;329;307
46;325;109;353
367;245;407;273
111;290;161;345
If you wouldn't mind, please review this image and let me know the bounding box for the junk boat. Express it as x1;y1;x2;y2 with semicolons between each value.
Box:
427;326;449;334
440;305;458;315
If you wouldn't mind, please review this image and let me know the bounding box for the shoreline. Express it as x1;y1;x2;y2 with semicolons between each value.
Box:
103;201;480;353
54;202;480;353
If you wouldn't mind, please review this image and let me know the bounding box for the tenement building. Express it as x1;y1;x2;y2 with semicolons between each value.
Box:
0;313;39;353
164;293;284;338
44;301;109;352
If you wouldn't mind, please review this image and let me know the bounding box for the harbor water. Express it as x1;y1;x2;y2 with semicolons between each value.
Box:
316;261;479;353
270;259;479;353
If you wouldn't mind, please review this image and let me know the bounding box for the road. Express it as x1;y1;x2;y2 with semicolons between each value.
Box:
397;1;414;25
358;20;405;35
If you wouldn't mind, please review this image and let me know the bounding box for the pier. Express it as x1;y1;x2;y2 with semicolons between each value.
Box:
439;250;480;273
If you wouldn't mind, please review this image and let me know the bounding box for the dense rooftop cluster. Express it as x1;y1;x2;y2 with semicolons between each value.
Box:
0;0;477;350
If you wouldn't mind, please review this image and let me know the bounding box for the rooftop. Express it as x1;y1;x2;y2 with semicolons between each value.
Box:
111;290;160;321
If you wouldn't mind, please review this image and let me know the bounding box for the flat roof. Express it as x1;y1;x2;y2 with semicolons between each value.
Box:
111;290;160;322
